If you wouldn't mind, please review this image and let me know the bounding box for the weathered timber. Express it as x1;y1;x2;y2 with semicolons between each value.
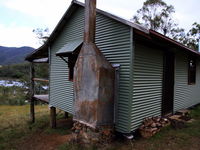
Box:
30;62;35;123
32;57;48;63
139;117;170;138
50;107;56;128
33;95;49;103
32;78;49;83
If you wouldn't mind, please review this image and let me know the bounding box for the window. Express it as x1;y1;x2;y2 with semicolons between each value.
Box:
69;66;74;81
188;58;196;84
68;54;78;81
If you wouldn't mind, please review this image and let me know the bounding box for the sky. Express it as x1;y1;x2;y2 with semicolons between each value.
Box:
0;0;199;48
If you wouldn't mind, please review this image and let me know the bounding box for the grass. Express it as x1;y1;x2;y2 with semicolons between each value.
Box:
58;105;200;150
0;105;49;150
0;86;27;105
115;105;200;150
0;105;200;150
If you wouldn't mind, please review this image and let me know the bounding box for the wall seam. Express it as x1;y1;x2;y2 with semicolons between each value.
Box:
128;27;134;133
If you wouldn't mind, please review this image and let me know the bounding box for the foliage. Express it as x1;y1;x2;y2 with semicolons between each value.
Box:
0;86;27;105
0;63;29;80
33;28;50;44
132;0;178;36
180;22;200;50
0;63;49;105
34;63;49;80
132;0;199;51
0;46;34;65
0;63;49;82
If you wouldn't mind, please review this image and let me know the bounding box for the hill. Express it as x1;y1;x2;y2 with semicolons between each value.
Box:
0;46;34;65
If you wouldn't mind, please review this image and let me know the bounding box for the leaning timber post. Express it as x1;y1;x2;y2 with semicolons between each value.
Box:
64;112;69;119
50;106;56;128
30;62;35;123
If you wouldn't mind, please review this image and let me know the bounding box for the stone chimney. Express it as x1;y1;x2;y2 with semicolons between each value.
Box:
73;0;115;128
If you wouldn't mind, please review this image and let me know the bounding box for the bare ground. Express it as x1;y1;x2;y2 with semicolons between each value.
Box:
16;119;74;150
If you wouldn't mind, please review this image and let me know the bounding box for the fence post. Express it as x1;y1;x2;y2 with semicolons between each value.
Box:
30;62;35;123
50;106;56;128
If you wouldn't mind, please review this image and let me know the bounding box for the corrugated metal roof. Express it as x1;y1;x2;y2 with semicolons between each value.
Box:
25;0;200;61
32;58;48;63
56;38;82;56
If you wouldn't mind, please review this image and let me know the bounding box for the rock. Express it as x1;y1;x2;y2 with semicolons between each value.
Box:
175;109;190;116
143;118;154;127
169;116;185;129
151;127;158;131
170;119;185;129
156;123;162;127
139;116;170;138
151;123;156;128
102;129;112;136
179;114;191;121
75;129;80;133
187;119;195;123
164;118;168;122
71;122;114;144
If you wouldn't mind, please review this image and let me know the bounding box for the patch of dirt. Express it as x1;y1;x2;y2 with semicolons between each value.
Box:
17;118;74;150
57;118;73;128
18;133;71;150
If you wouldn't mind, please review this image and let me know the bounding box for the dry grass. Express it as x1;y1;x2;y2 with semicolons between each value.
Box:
0;105;200;150
58;105;200;150
0;105;48;129
0;105;49;150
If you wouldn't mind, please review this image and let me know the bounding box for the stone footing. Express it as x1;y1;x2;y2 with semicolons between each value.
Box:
71;121;114;144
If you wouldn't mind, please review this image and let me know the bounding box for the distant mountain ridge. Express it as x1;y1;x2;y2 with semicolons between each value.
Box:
0;46;34;65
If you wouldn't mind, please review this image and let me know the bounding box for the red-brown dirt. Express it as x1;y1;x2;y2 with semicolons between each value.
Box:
17;119;74;150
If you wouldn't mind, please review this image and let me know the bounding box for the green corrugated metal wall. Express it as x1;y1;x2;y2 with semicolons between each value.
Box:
96;13;132;133
49;8;84;114
131;43;163;131
48;5;200;133
49;6;132;133
174;53;200;112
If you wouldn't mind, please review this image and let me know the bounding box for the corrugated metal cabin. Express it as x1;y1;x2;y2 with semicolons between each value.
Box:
26;0;200;134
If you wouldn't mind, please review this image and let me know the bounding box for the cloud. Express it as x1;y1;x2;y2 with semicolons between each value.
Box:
4;0;70;17
3;0;71;29
0;24;40;48
79;0;144;20
0;0;73;48
0;0;199;48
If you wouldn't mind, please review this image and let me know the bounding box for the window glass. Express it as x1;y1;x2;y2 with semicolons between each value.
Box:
188;58;196;84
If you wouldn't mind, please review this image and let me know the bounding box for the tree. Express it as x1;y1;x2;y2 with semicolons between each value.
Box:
132;0;178;36
33;28;50;45
183;22;200;51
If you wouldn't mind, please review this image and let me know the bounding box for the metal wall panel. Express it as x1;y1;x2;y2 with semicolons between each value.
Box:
96;13;131;133
174;53;200;111
49;8;84;114
49;6;132;133
131;43;163;131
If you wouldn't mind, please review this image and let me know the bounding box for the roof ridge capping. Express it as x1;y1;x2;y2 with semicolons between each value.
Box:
150;30;200;56
72;0;149;34
25;0;200;61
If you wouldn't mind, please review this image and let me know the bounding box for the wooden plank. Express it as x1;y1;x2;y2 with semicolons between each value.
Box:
50;107;56;128
32;78;49;82
32;58;48;63
33;95;49;103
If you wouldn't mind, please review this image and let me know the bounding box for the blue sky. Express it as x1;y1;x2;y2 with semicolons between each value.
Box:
0;0;199;48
